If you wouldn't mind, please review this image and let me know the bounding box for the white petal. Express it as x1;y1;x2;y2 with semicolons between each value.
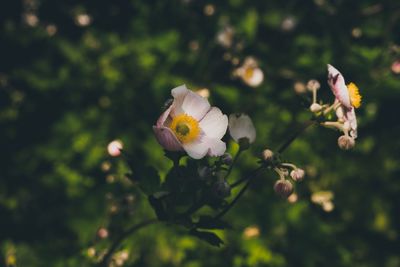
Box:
170;84;189;117
228;113;256;143
327;64;351;109
199;107;228;139
182;136;227;159
182;139;209;159
345;108;358;139
335;106;345;121
245;68;264;87
205;137;226;157
181;90;211;120
153;126;183;151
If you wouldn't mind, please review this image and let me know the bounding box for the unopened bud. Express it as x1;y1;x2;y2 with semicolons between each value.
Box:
290;168;305;181
307;79;321;91
87;247;96;258
213;180;231;198
310;103;322;113
338;135;355;150
198;166;212;179
97;227;109;239
221;153;233;165
274;180;293;198
262;149;274;162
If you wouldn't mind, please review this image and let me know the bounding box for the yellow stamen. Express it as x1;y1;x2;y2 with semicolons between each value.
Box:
169;114;201;144
244;67;254;81
347;82;362;108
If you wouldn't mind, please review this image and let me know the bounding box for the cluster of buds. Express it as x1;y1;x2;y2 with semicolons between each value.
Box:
261;149;305;198
308;65;362;150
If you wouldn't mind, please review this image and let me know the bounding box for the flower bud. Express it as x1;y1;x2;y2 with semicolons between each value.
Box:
274;180;293;198
338;135;355;150
97;227;109;239
262;149;274;162
307;79;321;91
290;168;305;181
87;247;96;258
309;103;322;113
213;180;231;198
221;153;233;165
229;113;256;145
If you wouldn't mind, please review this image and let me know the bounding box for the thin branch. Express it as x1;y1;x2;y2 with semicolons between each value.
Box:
223;149;242;181
231;166;262;188
277;120;316;154
218;119;317;219
97;218;158;267
215;180;252;220
215;167;263;220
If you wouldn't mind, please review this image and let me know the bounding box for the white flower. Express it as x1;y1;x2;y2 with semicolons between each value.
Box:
234;57;264;87
153;85;228;159
327;64;361;139
228;113;256;144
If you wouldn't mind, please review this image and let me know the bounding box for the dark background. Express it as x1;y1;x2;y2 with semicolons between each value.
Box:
1;0;399;266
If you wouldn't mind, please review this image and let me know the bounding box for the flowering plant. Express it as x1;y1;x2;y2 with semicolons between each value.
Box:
96;64;362;266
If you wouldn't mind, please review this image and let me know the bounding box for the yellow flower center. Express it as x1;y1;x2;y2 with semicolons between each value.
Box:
169;114;201;144
244;67;254;81
347;82;362;108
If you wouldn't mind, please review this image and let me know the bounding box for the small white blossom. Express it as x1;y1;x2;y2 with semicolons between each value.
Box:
234;57;264;87
228;113;256;144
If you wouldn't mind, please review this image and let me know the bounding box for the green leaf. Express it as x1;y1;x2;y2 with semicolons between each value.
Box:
137;166;161;195
164;150;185;165
189;229;224;247
148;195;168;221
195;216;231;230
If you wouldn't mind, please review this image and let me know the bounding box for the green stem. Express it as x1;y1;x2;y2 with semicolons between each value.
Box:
220;120;316;218
223;149;242;180
215;167;263;220
97;219;158;267
277;120;316;154
231;166;261;188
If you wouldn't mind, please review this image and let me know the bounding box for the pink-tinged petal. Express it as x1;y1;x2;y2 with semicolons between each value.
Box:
204;137;226;157
156;104;173;127
199;107;228;139
181;90;211;120
345;108;358;139
327;64;351;109
153;126;183;151
182;139;209;159
170;85;189;117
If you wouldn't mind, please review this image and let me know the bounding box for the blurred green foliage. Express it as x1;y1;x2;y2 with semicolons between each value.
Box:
1;0;400;266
